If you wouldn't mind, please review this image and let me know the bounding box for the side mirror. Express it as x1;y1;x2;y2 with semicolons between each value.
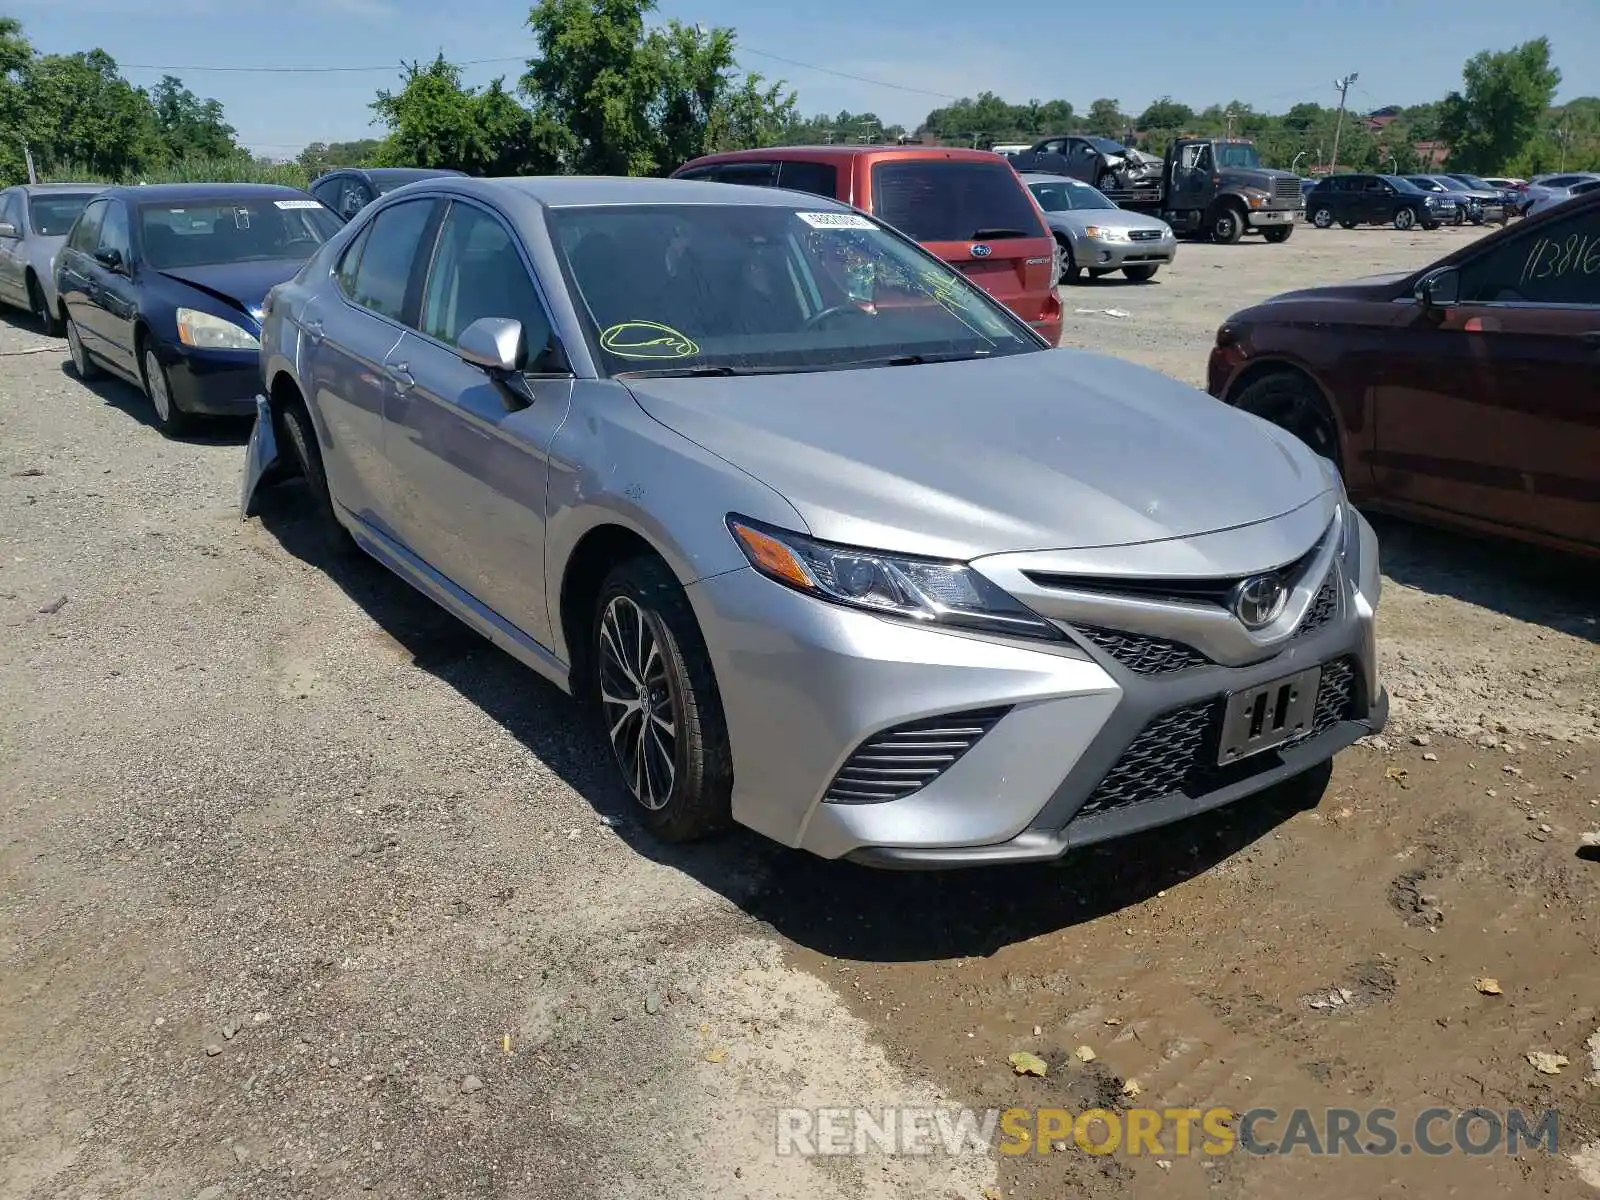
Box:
457;316;527;376
94;247;125;273
1417;266;1460;308
0;221;17;239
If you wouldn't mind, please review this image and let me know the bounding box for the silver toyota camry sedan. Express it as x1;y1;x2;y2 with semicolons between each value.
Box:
242;175;1386;868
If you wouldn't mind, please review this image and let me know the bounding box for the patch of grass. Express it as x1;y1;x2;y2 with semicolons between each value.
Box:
38;158;313;190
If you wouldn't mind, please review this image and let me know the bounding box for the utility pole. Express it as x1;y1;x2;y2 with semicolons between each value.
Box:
22;142;36;185
1225;107;1237;141
1329;72;1358;173
1554;121;1571;171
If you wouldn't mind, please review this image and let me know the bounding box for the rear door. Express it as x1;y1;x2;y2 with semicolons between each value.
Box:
865;157;1053;324
383;197;573;645
56;199;108;350
1371;202;1600;549
0;190;24;307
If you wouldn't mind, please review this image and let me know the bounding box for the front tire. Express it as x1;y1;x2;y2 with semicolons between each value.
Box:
593;556;732;842
142;346;192;437
1261;224;1294;243
1055;235;1081;284
1393;207;1417;231
66;317;102;380
1233;371;1342;472
1311;206;1334;229
1122;264;1158;281
1209;205;1245;244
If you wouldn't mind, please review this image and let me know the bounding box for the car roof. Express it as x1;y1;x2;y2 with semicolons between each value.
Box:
101;182;316;203
427;174;857;210
679;145;1008;168
16;182;108;193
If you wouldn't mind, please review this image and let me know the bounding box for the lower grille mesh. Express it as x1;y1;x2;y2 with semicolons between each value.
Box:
824;707;1010;805
1073;625;1210;674
1075;658;1359;820
1293;574;1340;639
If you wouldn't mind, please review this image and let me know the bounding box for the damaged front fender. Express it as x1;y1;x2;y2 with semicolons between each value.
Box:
240;393;281;518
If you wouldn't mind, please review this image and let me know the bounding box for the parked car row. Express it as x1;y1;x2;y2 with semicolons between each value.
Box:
30;170;1401;868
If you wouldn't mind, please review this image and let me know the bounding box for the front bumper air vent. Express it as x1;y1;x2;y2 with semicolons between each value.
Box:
824;707;1011;804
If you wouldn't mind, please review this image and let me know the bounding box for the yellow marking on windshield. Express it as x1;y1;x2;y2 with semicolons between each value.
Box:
599;321;700;360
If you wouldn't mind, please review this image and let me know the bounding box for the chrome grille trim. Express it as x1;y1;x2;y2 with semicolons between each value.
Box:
1272;177;1302;200
824;707;1010;804
1127;228;1163;241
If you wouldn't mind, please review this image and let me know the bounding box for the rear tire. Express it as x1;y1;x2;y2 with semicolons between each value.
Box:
1311;206;1334;229
1261;225;1294;243
280;397;356;557
1122;264;1158;281
28;276;61;336
1233;371;1342;473
142;345;192;438
65;317;101;380
592;555;732;842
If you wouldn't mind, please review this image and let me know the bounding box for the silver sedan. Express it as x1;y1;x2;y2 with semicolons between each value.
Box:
1020;173;1177;283
243;175;1384;867
0;183;104;334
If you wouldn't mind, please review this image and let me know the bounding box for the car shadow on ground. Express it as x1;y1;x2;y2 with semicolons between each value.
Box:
255;484;1326;963
1367;512;1600;646
53;362;252;443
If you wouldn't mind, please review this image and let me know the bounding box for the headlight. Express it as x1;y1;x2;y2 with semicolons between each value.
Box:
176;307;261;351
1245;193;1267;208
1082;225;1129;242
727;516;1060;641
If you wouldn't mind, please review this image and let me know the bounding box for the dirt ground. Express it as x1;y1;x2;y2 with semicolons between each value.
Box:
2;223;1597;1200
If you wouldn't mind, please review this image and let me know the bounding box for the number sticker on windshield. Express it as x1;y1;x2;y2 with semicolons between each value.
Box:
599;321;700;360
274;199;323;210
795;211;875;230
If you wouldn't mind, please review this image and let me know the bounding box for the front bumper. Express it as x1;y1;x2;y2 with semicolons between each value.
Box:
155;343;260;417
1077;235;1178;269
690;509;1385;868
1246;208;1298;227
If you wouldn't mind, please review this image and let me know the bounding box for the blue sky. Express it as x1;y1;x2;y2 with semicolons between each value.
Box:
13;0;1599;158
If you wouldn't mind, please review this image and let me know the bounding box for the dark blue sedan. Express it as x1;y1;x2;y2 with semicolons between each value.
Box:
54;183;342;435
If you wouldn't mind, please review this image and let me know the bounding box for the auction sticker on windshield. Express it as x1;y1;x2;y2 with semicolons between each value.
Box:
796;212;875;230
274;200;324;210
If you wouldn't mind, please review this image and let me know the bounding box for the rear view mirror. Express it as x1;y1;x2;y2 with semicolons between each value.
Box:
0;221;17;239
457;317;527;375
1417;266;1460;307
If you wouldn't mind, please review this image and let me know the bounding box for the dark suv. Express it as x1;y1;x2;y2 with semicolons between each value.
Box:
1305;174;1453;231
309;167;466;222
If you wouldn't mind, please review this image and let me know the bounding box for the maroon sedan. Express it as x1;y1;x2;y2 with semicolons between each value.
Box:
1208;190;1599;557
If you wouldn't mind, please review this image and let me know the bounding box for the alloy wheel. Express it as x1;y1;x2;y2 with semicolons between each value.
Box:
598;594;678;811
144;350;173;422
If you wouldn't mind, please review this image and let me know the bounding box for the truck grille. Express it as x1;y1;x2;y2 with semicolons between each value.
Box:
1072;625;1210;675
824;706;1010;804
1073;658;1359;819
1273;177;1302;201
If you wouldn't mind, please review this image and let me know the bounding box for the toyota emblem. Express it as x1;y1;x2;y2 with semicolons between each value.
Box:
1230;574;1289;630
970;243;993;257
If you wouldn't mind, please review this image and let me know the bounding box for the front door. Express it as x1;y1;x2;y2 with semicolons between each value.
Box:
1371;203;1600;550
382;198;572;646
0;190;25;307
1169;142;1215;215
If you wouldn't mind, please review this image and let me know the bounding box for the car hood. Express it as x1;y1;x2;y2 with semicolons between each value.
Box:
1047;209;1168;233
625;350;1331;561
153;259;307;316
1248;270;1413;306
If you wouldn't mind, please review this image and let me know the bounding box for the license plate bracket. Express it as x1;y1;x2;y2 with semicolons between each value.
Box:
1217;666;1322;765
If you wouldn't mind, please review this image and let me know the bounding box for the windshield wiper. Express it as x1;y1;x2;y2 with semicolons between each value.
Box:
839;351;992;369
616;364;806;379
970;227;1030;240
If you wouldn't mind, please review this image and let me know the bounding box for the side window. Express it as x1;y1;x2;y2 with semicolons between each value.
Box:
349;199;436;321
419;201;551;353
98;201;130;263
715;162;779;187
0;190;20;229
777;160;839;199
338;181;371;221
674;167;715;182
334;221;372;298
69;199;107;253
310;177;341;208
1460;206;1600;306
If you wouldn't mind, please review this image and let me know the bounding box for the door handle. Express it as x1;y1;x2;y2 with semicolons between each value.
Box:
386;361;415;391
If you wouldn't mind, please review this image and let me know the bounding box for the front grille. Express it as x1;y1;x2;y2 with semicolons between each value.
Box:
1073;625;1210;675
1293;574;1340;639
1128;228;1162;241
1273;177;1302;200
824;707;1010;804
1074;658;1360;820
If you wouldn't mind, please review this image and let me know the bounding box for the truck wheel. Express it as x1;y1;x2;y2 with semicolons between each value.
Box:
1122;264;1158;281
1310;206;1334;229
1393;207;1417;231
1261;225;1293;243
1208;205;1245;244
1055;235;1081;284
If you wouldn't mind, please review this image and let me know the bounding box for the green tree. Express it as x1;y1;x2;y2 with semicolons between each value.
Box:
1138;96;1193;133
0;16;35;182
1438;37;1561;173
296;138;385;176
28;50;160;178
371;56;564;175
1085;97;1125;136
151;75;239;163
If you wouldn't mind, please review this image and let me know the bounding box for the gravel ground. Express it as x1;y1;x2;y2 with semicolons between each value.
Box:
2;223;1597;1200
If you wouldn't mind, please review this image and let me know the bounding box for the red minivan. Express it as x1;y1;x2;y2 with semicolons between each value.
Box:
672;146;1063;344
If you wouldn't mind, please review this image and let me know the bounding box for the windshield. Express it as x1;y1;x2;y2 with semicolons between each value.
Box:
1084;136;1129;156
548;204;1040;377
373;170;454;196
1384;176;1423;193
1406;177;1444;191
29;194;94;237
869;160;1045;243
1451;174;1490;189
1027;179;1116;212
1216;143;1263;169
138;198;342;269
